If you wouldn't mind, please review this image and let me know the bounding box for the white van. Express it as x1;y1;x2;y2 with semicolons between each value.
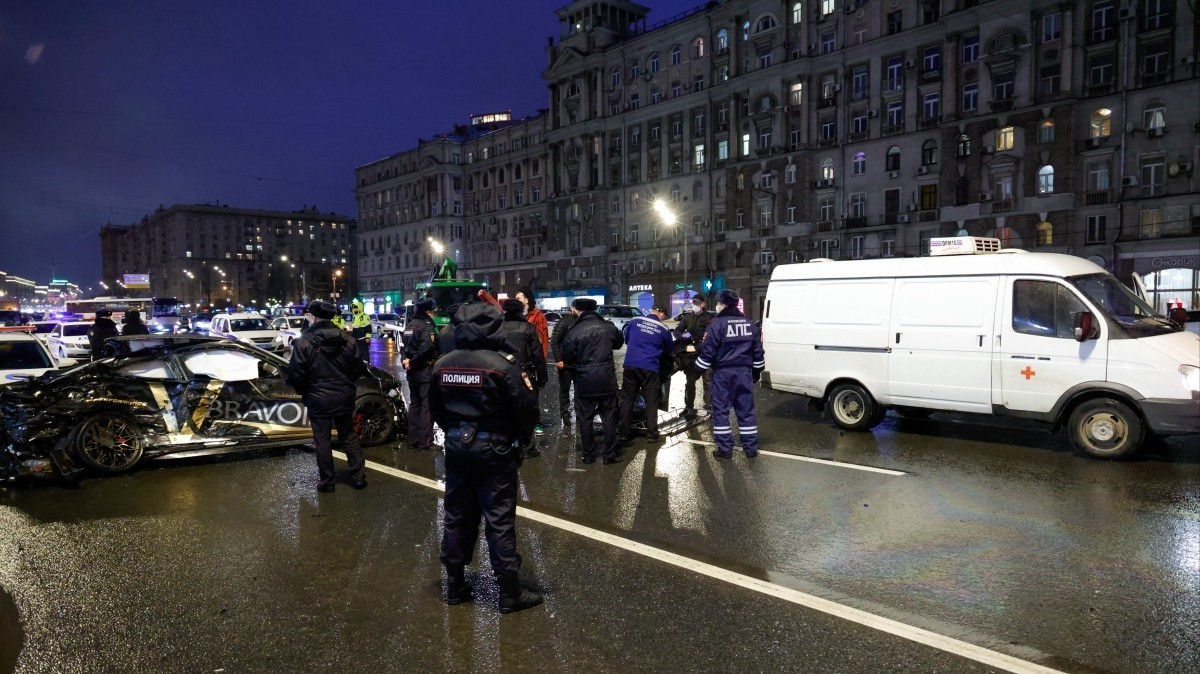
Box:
761;239;1200;459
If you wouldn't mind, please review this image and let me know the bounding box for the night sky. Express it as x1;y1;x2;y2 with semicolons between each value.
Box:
0;0;702;292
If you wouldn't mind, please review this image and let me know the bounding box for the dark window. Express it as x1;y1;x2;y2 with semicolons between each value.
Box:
1013;281;1088;339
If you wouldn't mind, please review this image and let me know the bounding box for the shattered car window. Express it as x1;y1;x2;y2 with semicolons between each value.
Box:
181;349;262;381
0;342;54;369
117;359;174;380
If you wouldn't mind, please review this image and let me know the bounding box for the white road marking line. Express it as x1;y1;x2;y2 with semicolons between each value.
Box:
334;451;1059;674
758;450;906;475
676;439;905;475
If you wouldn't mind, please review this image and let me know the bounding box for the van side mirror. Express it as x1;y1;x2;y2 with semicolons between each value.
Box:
1074;312;1098;342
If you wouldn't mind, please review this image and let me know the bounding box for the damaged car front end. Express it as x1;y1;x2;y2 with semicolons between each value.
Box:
1;336;407;484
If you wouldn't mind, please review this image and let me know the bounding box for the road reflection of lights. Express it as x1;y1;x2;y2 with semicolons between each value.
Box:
612;452;648;530
655;444;710;534
1170;519;1200;585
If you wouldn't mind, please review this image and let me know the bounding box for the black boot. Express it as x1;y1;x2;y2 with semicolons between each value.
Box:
446;567;472;605
498;575;542;614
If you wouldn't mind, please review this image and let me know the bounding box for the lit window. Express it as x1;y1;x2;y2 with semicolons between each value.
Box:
1091;109;1112;138
1144;104;1166;131
1038;119;1055;143
853;152;866;175
820;158;834;180
996;126;1015;151
1037;165;1055;194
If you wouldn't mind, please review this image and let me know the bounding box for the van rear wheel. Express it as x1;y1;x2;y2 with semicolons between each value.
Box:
1068;398;1144;459
828;383;885;431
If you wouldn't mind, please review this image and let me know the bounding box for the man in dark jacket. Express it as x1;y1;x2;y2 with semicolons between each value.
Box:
286;300;367;492
401;297;439;450
549;310;578;426
86;310;120;361
561;298;625;464
673;293;715;419
120;310;150;336
431;303;542;614
437;304;461;355
497;299;548;458
695;289;765;459
619;305;675;443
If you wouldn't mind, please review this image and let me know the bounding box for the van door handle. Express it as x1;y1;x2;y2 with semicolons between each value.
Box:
895;332;901;344
978;335;985;347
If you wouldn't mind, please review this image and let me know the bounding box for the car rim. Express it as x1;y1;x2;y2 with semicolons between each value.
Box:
79;418;143;470
1080;411;1127;453
834;390;865;424
354;400;391;445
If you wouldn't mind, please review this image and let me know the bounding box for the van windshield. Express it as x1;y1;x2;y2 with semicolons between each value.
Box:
1070;274;1178;338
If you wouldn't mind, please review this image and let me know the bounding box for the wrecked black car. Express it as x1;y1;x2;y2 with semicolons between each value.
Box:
0;335;406;482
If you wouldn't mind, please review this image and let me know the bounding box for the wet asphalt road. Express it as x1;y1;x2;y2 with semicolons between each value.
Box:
1;340;1197;674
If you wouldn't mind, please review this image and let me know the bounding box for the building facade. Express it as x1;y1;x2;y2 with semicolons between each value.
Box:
357;0;1199;317
100;204;356;310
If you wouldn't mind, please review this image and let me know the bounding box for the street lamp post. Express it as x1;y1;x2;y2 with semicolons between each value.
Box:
654;200;688;311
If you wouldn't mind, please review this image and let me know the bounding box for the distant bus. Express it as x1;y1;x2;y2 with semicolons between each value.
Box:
63;297;181;332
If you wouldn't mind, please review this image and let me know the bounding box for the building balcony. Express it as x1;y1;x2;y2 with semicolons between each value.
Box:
1086;82;1115;97
988;199;1015;213
881;124;904;137
1139;72;1169;88
990;99;1014;114
1084;191;1111;206
848;131;869;143
919;69;942;82
817;96;838;110
844;216;869;229
918;209;939;222
918;116;940;129
817;137;839;149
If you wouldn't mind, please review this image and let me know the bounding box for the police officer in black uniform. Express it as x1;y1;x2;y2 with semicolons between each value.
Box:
561;297;625;464
286;300;368;491
86;310;120;361
674;293;715;419
497;299;548;458
431;303;542;614
401;298;439;450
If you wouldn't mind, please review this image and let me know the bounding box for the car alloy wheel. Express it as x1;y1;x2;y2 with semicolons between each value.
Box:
72;414;146;473
353;394;395;446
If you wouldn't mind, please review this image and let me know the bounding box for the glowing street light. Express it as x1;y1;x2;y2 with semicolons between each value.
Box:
429;237;445;255
654;199;690;311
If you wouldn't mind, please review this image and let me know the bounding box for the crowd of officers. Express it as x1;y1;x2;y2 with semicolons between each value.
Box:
382;286;764;614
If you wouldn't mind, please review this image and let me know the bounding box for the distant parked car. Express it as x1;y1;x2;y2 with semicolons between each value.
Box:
188;312;215;335
209;313;279;351
0;328;78;385
595;305;643;330
271;316;308;350
664;310;716;331
48;321;93;360
370;312;405;342
28;321;59;345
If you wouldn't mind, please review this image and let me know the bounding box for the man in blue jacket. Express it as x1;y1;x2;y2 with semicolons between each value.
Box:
695;289;765;459
619;305;675;443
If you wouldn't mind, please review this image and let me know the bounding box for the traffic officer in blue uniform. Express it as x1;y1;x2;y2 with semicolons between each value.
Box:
430;303;542;614
401;297;439;450
694;289;765;459
618;305;675;443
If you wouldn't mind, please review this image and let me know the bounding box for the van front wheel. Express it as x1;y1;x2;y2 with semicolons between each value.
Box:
828;383;885;431
1068;398;1144;459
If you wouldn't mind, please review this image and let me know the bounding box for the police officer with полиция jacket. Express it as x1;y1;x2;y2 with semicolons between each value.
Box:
431;303;542;614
